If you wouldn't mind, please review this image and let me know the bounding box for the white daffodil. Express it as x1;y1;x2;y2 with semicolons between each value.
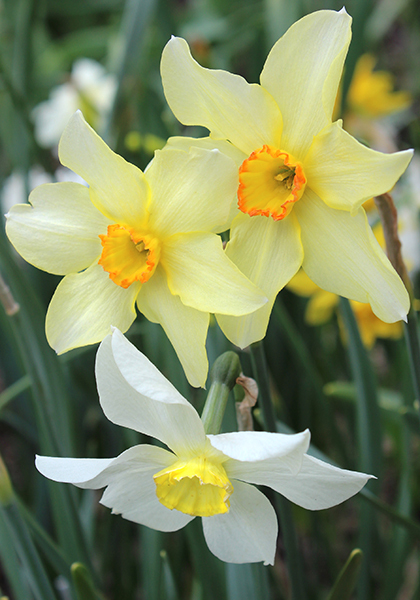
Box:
160;9;412;349
6;112;267;387
33;58;116;148
36;329;372;566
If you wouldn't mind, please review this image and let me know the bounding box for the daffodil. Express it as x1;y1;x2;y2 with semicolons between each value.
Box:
5;111;267;387
33;59;117;148
160;9;413;349
287;269;403;348
36;329;371;565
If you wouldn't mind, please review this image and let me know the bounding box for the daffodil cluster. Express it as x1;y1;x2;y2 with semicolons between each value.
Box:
5;7;407;567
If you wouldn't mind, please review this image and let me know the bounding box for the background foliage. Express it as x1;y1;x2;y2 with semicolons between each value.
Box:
0;0;420;598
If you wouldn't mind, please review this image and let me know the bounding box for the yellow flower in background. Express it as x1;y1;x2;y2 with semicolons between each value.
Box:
161;9;412;350
347;54;412;119
6;112;267;388
287;269;403;348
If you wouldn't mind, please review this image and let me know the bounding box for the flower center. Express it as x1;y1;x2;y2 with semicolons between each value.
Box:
153;455;233;517
98;224;160;289
238;145;306;221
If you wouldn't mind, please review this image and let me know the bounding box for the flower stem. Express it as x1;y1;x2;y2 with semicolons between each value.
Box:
374;192;420;414
201;351;242;435
250;341;308;600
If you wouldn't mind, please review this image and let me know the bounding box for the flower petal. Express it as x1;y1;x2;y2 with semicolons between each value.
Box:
270;455;372;510
260;9;351;158
146;145;238;237
37;446;194;532
209;429;309;464
210;430;310;479
58;111;150;227
36;455;114;488
46;263;139;353
202;480;277;565
6;182;110;275
161;37;283;155
96;328;207;453
165;136;246;167
295;189;409;322
163;232;267;316
216;212;303;347
136;266;210;388
305;121;413;213
98;446;194;532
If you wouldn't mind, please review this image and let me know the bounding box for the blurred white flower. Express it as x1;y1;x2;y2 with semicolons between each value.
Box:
33;58;116;148
1;166;86;215
36;328;372;566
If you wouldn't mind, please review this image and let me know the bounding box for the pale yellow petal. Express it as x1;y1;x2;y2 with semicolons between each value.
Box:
46;263;139;354
136;266;209;388
146;145;238;237
305;121;413;213
165;136;246;167
260;9;351;158
161;37;283;155
6;182;110;275
295;189;409;323
58;111;150;227
162;232;267;316
216;212;303;348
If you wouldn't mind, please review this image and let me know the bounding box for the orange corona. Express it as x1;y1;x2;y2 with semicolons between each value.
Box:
238;145;306;221
98;224;160;289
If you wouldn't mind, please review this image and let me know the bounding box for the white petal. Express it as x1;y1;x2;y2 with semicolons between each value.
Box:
96;329;207;455
136;266;210;388
6;182;110;275
261;9;351;158
161;37;283;155
98;446;194;532
37;446;193;532
216;212;303;347
209;429;309;464
271;455;372;510
46;263;139;354
58;111;150;227
36;455;114;488
295;189;409;322
202;481;277;565
146;145;238;237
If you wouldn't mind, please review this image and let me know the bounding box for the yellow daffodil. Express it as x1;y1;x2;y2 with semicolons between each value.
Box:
36;329;371;565
160;9;412;349
5;111;267;387
287;269;403;348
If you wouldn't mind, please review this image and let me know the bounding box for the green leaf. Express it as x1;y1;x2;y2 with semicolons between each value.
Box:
71;563;101;600
326;549;363;600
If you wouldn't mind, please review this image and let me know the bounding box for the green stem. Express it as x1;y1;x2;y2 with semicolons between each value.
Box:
250;341;307;600
404;304;420;407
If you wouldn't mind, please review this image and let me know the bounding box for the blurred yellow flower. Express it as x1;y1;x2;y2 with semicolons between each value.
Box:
287;269;403;348
347;54;412;119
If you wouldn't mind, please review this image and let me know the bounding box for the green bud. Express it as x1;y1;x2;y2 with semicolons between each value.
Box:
201;352;242;435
